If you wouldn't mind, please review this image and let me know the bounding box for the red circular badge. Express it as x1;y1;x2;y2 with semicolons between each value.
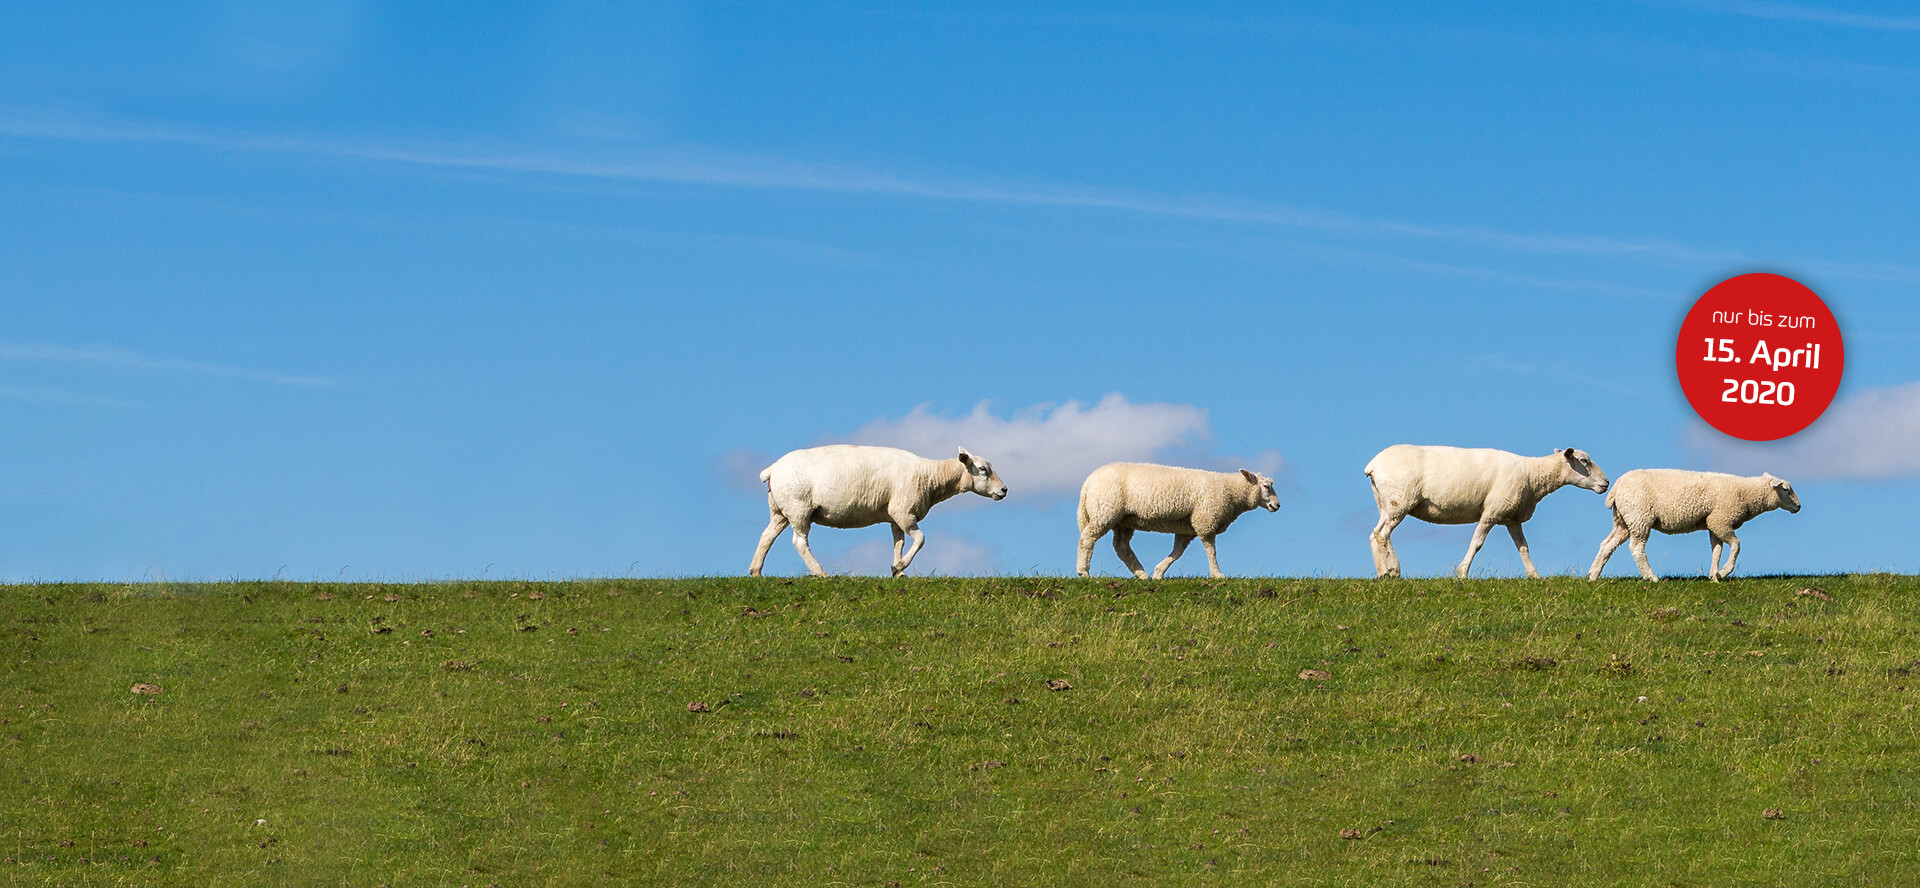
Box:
1676;273;1843;441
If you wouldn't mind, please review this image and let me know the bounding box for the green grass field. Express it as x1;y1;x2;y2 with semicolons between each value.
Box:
6;574;1920;886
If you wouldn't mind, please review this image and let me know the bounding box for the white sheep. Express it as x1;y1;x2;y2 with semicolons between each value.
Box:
1365;444;1610;579
1587;469;1800;581
1075;462;1279;579
748;444;1008;577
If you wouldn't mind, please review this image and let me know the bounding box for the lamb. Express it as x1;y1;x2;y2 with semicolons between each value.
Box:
1365;444;1609;579
1075;462;1280;579
749;444;1008;577
1587;469;1800;582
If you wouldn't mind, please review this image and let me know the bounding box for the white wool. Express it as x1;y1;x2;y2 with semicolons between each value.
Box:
1364;444;1610;579
1075;462;1280;579
1587;468;1801;582
749;444;1008;577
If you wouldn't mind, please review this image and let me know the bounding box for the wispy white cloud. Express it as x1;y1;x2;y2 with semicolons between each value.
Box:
841;394;1218;499
0;383;143;408
1466;353;1652;401
1683;380;1920;479
0;108;1828;273
1659;0;1920;31
0;342;331;387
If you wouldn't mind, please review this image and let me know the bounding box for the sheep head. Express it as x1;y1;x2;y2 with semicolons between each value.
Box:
1762;472;1801;513
1240;469;1281;512
1560;448;1609;494
957;447;1009;500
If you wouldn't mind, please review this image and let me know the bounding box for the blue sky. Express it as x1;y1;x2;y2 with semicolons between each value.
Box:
2;1;1915;581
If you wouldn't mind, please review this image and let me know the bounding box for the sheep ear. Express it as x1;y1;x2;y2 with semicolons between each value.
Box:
1562;448;1579;463
1240;469;1258;484
957;447;975;466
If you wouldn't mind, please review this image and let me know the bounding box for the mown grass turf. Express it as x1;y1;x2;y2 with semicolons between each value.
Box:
5;575;1920;886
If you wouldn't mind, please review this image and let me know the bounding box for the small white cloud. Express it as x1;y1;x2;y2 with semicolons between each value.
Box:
1214;448;1292;484
1684;380;1920;479
826;534;999;577
713;447;777;494
841;393;1215;498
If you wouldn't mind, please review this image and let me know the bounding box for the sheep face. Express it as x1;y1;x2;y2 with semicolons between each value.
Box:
958;447;1009;500
1763;473;1801;513
1240;469;1281;512
1561;448;1610;494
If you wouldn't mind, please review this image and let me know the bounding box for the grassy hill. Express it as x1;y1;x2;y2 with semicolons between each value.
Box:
6;574;1919;886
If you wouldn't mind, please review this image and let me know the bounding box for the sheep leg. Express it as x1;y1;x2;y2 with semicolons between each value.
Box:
1629;531;1657;581
893;521;926;577
1151;534;1193;580
789;522;828;577
1200;535;1225;579
890;525;907;571
1706;529;1740;581
1588;521;1629;580
1506;523;1541;579
749;512;790;576
1370;511;1405;579
1111;528;1150;579
1457;519;1496;579
1076;526;1104;577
